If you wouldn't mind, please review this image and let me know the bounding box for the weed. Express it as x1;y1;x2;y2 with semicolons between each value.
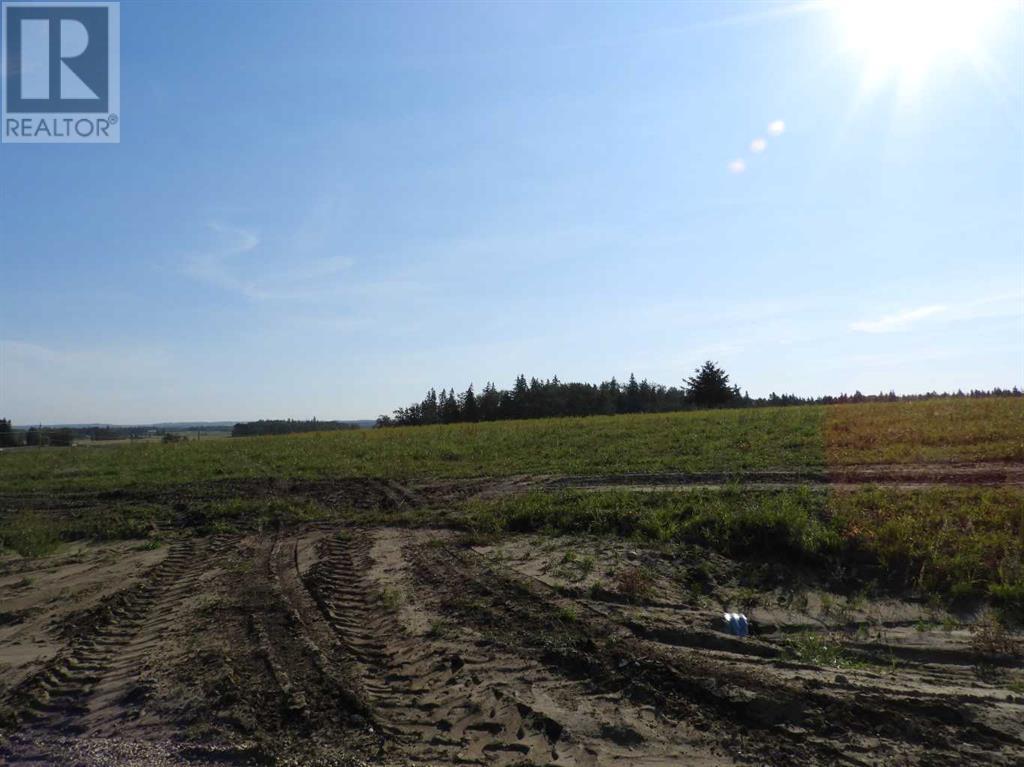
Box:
227;557;255;576
783;632;858;668
552;550;596;582
425;619;449;639
379;587;402;611
615;566;653;602
556;605;579;623
731;586;760;612
989;582;1024;624
778;589;809;614
969;612;1021;658
822;596;855;626
184;498;331;535
194;594;224;616
455;530;497;548
0;511;63;557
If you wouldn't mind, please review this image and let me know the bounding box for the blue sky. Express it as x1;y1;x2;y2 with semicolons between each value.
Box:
2;0;1022;424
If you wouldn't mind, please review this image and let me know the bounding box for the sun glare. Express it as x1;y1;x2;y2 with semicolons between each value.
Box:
834;0;1010;90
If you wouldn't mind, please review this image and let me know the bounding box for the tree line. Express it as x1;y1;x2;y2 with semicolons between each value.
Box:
231;418;361;438
376;361;1023;427
0;420;74;447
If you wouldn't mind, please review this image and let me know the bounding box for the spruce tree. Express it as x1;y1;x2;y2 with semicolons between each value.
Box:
461;384;480;422
684;361;739;407
441;388;461;423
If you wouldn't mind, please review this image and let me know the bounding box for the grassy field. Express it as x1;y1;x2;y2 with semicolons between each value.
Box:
825;397;1024;465
0;398;1020;493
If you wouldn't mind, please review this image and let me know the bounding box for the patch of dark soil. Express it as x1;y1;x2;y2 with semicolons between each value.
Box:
827;461;1024;486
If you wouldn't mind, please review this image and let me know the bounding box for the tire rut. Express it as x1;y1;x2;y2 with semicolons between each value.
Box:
417;543;1024;766
257;532;370;726
1;538;206;750
309;531;598;766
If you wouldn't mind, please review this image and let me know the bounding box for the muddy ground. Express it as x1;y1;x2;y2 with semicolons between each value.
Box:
1;471;1022;766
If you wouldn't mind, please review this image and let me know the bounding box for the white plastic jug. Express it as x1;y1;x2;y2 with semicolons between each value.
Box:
723;612;749;637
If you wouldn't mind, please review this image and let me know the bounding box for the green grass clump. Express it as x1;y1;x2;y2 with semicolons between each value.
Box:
783;632;860;668
0;506;170;557
0;511;64;557
466;487;839;563
830;486;1023;600
192;498;330;533
465;485;1024;603
63;505;165;540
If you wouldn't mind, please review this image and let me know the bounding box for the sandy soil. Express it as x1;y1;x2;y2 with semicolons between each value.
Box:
1;516;1021;766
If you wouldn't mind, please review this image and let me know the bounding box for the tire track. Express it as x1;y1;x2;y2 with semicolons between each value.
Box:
423;542;1024;766
256;532;369;725
308;531;596;766
1;539;204;742
308;529;737;765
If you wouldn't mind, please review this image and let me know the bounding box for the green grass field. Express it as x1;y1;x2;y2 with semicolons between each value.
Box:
1;398;1020;493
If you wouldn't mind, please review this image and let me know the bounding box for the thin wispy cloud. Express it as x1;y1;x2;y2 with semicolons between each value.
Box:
184;222;264;297
184;221;356;300
850;292;1023;334
850;305;946;333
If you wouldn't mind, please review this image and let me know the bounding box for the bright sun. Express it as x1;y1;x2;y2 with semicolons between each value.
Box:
834;0;1009;90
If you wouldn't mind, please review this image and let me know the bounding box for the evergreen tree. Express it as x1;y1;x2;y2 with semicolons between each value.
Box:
685;361;739;407
625;373;641;413
0;418;17;448
512;374;529;419
421;388;440;424
479;382;500;421
441;388;460;423
461;384;479;422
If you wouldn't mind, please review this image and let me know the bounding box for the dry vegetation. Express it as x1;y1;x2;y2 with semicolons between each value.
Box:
825;397;1024;465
